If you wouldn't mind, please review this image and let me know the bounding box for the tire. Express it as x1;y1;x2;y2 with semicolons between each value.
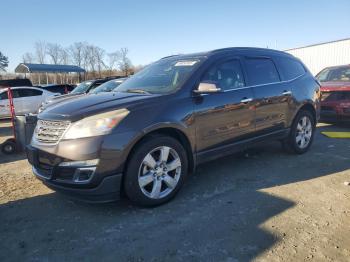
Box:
283;110;315;154
1;139;17;155
124;135;188;207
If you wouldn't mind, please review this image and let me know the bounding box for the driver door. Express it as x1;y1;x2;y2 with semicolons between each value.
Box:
194;58;256;158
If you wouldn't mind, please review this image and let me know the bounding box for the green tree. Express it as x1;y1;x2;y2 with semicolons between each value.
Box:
0;51;9;72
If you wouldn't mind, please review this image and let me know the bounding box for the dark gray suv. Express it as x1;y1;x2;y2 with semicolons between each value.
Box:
26;47;321;206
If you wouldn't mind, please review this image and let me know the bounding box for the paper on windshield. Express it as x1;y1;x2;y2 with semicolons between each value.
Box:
174;60;198;67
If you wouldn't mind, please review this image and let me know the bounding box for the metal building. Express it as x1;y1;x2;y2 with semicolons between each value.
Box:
285;38;350;76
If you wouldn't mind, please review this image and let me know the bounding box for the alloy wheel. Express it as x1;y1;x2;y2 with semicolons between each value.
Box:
295;116;312;149
138;146;182;199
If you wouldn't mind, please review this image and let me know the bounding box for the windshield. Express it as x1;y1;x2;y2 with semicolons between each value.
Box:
115;57;203;94
71;81;92;94
316;67;350;82
90;80;123;94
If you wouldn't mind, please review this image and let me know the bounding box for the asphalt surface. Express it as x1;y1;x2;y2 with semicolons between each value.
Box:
0;122;349;261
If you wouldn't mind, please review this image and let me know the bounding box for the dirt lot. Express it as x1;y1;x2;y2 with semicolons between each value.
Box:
0;121;349;262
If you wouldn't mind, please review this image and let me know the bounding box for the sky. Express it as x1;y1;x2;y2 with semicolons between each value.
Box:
2;0;350;72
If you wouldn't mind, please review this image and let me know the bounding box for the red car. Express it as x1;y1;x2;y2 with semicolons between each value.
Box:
316;65;350;122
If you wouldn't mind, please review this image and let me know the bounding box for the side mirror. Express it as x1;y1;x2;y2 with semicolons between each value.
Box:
193;82;221;94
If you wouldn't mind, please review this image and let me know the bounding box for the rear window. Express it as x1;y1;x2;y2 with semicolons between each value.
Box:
245;58;280;86
274;57;305;81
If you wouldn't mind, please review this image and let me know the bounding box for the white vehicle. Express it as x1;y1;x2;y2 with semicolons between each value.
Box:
0;86;59;118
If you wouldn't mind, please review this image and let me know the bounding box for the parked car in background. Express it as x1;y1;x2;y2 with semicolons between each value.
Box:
38;77;124;113
38;78;127;113
0;78;33;88
39;84;76;95
316;65;350;122
0;86;58;118
89;78;127;94
27;48;320;206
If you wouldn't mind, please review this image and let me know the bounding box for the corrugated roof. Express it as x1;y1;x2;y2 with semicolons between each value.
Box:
15;63;86;73
285;37;350;51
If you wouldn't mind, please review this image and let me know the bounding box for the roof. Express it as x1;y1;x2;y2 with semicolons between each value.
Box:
15;63;86;73
160;47;292;60
285;37;350;51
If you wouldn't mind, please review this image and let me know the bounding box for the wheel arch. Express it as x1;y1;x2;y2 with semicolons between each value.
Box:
123;126;195;177
291;102;317;127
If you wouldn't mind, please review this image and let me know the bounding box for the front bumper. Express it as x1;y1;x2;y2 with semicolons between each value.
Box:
26;145;123;203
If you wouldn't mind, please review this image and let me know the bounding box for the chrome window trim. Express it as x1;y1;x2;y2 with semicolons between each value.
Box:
199;72;305;94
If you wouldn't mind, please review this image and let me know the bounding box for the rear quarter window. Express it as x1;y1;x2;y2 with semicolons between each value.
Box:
274;57;305;81
245;57;280;86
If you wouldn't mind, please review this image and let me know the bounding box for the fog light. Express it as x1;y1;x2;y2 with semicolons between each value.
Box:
73;167;96;182
59;159;99;167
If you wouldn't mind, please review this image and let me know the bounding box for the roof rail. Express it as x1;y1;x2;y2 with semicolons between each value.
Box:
160;55;180;60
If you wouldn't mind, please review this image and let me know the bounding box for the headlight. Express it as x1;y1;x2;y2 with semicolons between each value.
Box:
63;109;129;140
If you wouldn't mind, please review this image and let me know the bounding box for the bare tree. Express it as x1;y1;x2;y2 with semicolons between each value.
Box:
34;41;47;64
59;48;70;83
21;41;135;81
85;45;97;76
84;45;105;78
94;46;105;78
46;43;63;64
60;48;70;65
118;48;132;76
22;52;35;63
106;51;120;76
69;42;86;67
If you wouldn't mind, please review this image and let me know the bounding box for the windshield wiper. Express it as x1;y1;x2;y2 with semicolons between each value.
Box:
124;89;151;94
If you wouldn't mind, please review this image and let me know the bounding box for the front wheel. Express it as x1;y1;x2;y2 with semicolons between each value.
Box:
283;110;315;154
124;135;188;207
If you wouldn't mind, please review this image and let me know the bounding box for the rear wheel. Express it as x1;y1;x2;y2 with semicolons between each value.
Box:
124;135;188;207
283;110;315;154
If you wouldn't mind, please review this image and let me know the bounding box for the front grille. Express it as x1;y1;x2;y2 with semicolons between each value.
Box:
34;120;70;144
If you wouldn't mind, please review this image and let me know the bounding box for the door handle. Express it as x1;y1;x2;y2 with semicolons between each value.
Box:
282;90;292;96
240;97;253;104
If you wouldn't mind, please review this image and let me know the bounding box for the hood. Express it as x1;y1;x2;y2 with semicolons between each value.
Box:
40;93;86;113
320;81;350;92
40;92;157;121
46;92;84;103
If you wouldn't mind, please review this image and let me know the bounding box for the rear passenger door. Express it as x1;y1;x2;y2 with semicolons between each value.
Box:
243;57;290;133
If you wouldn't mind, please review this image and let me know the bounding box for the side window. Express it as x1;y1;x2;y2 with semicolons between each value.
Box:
1;90;20;99
0;92;8;100
202;60;245;91
245;58;280;86
275;57;305;81
18;89;43;97
11;90;20;98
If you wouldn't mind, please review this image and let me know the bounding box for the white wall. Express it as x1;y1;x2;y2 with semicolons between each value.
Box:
286;39;350;76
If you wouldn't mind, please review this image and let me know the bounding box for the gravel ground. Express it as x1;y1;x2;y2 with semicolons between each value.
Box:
0;122;349;262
